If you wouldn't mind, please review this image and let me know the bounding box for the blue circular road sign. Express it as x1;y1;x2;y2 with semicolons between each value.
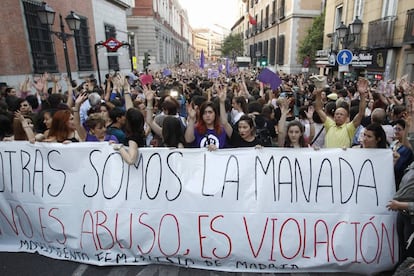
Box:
336;49;353;66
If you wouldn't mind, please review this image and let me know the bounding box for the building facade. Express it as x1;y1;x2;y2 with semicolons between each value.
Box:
0;0;133;88
127;0;193;71
192;27;227;62
233;0;323;74
321;0;414;82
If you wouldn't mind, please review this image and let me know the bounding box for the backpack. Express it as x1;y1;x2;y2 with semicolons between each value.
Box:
255;126;272;147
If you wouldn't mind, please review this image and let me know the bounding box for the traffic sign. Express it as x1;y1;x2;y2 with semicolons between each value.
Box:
337;49;353;66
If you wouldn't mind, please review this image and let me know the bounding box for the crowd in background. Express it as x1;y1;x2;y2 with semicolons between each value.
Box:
2;63;414;271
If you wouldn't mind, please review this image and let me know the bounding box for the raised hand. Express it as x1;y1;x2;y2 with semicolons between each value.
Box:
143;85;154;101
186;103;197;122
357;77;369;94
305;105;314;120
279;97;291;115
75;92;88;107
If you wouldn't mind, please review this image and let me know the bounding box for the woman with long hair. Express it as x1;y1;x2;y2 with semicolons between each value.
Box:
35;108;57;141
185;98;227;150
361;123;388;148
44;93;88;143
218;86;263;147
278;97;314;148
144;86;185;148
111;74;146;164
230;95;248;125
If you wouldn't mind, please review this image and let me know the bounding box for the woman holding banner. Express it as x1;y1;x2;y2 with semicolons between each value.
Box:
360;123;388;149
44;93;88;143
143;85;185;148
185;90;227;150
218;85;262;148
277;96;314;148
111;74;146;164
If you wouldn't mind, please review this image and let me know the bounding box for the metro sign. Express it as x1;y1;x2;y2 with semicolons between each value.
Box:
102;37;123;52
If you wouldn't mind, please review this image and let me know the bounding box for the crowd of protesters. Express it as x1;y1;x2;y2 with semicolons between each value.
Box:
2;63;414;271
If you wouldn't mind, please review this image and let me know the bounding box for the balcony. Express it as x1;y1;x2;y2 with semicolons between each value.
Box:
367;16;396;49
403;9;414;44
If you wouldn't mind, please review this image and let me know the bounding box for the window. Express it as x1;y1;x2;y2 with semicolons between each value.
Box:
258;41;263;57
277;35;285;65
105;24;119;71
271;0;277;23
335;5;343;29
23;0;58;73
263;40;269;58
74;17;93;71
269;38;276;65
382;0;397;17
354;0;364;20
279;0;285;20
265;5;269;27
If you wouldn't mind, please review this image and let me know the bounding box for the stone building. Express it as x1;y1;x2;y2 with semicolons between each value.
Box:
321;0;414;82
127;0;193;71
232;0;324;74
0;0;133;88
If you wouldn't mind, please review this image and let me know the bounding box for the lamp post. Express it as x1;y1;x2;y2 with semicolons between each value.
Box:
336;16;363;49
37;2;81;82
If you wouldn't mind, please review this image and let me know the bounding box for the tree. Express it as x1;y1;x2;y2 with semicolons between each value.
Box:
298;11;325;67
221;33;244;58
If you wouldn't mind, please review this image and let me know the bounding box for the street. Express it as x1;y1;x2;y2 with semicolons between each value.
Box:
0;252;393;276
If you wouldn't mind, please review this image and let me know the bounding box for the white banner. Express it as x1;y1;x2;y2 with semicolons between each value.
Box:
0;142;398;274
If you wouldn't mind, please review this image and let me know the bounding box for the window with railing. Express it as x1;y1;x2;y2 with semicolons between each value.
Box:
74;17;93;71
367;16;396;48
105;24;119;71
23;0;58;74
403;9;414;44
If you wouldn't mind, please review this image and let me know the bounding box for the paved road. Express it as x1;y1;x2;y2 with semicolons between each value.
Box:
0;252;393;276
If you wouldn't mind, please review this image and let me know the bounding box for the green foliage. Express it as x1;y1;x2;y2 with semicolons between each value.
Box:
221;33;244;58
298;11;325;66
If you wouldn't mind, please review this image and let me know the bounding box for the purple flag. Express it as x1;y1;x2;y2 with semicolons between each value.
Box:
225;58;230;76
163;68;172;76
208;69;219;79
257;68;282;90
200;49;205;69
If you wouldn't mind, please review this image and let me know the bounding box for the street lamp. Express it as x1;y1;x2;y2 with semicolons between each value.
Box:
37;2;81;82
336;16;363;49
